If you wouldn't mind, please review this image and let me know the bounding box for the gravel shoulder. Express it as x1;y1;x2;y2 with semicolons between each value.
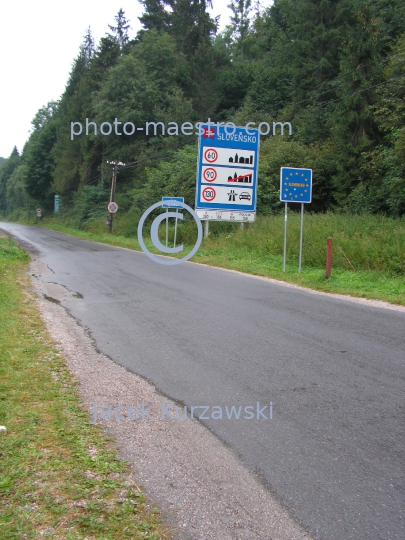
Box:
29;259;311;540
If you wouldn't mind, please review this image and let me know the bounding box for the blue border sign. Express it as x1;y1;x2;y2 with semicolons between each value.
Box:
280;167;312;203
162;196;184;208
195;123;259;212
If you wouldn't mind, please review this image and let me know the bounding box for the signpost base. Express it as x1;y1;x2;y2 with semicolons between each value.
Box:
283;202;287;272
298;203;304;274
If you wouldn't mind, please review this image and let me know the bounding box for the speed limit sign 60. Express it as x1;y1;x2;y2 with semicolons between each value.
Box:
204;148;218;163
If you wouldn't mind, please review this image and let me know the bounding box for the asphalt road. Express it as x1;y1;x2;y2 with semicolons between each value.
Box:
2;223;404;540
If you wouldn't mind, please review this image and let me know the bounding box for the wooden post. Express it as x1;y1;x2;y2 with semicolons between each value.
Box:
326;237;332;278
108;165;117;234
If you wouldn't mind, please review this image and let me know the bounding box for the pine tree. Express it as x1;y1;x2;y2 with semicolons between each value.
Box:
138;0;171;32
107;9;131;51
170;0;217;56
228;0;252;42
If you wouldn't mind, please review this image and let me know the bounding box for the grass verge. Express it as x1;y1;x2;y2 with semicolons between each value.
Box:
0;236;168;539
15;216;405;307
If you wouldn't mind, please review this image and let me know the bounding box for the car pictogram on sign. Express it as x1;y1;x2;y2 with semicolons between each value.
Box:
202;187;216;201
239;192;251;201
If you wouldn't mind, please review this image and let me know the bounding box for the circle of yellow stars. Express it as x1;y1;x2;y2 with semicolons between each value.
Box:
283;171;310;198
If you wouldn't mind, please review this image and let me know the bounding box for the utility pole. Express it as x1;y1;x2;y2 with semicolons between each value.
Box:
108;164;117;234
106;161;125;234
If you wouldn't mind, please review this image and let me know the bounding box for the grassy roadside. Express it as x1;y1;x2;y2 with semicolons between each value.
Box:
0;236;168;539
14;215;405;307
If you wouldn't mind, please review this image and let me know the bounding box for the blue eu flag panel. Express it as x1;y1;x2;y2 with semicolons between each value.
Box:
280;167;312;203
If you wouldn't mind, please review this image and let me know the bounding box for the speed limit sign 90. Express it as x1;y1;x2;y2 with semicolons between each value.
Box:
203;167;217;182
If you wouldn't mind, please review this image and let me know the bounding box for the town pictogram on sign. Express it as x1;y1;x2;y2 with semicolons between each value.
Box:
196;124;260;219
228;152;254;165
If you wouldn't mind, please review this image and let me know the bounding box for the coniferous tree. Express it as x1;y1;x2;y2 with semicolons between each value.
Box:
138;0;171;32
228;0;252;42
107;9;131;51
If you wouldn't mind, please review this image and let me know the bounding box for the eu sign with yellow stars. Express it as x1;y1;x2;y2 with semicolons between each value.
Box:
279;167;313;275
280;167;312;203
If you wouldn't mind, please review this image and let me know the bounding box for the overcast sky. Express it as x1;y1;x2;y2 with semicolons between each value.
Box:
0;1;269;159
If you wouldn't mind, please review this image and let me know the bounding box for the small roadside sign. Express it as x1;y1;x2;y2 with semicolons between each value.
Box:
280;167;312;203
161;197;184;248
36;208;42;217
162;197;184;208
108;201;118;213
280;167;313;274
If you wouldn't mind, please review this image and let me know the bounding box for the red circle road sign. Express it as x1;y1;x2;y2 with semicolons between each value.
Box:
36;208;41;213
204;148;218;163
108;201;118;213
203;167;217;182
202;187;216;202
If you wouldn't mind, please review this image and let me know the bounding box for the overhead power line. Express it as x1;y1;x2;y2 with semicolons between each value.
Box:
293;54;405;108
315;72;405;109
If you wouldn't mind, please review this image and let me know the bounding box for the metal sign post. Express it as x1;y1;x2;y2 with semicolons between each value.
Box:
173;211;178;248
280;167;312;273
166;209;169;247
283;202;287;272
299;203;304;273
162;197;184;249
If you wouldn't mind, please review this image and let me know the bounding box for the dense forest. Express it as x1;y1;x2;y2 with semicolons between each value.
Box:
1;0;405;226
